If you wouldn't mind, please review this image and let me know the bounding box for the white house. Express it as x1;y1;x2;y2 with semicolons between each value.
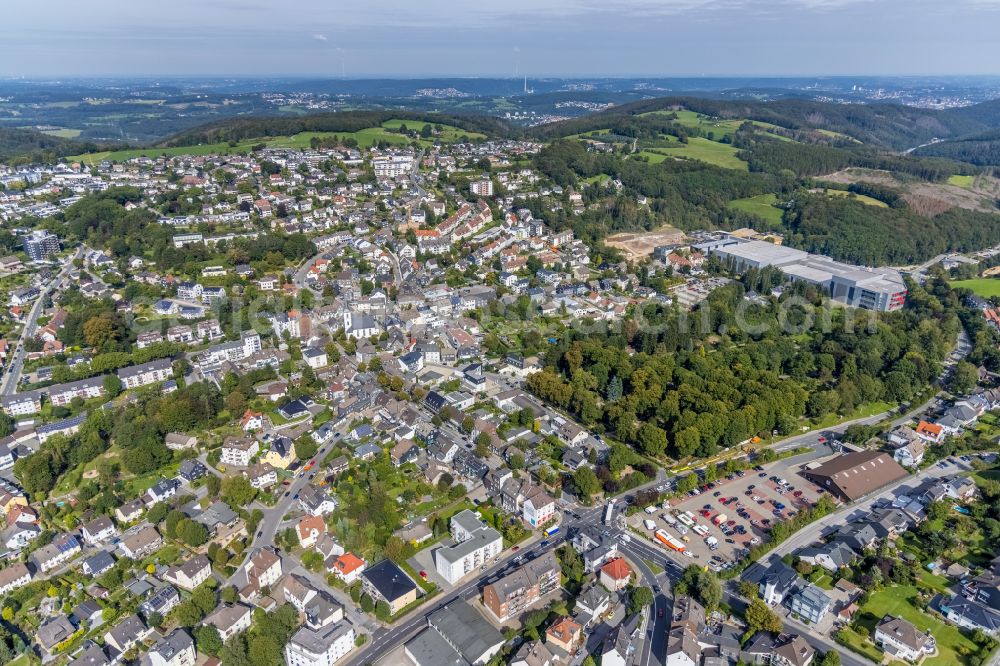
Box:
284;622;356;666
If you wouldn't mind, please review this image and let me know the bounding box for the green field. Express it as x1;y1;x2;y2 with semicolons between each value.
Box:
381;119;485;142
66;119;485;164
818;188;889;208
856;585;981;666
639;137;746;170
951;277;1000;298
38;128;82;138
728;194;785;225
948;174;976;188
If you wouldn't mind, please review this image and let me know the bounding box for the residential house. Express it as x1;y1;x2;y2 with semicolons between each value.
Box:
435;510;502;585
361;559;418;615
221;436;260;467
148;629;196;666
482;551;560;622
599;557;632;592
163;555;211;591
298;515;327;549
119;526;163;560
331;553;366;585
81;516;117;545
874;615;933;662
104;614;151;656
206;604;253;642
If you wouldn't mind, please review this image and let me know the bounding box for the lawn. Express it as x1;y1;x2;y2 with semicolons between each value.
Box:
808;401;895;430
39;128;82;138
381;119;486;142
67;118;486;164
951;278;1000;298
948;175;976;188
643;558;665;575
836;627;886;662
917;569;952;594
818;188;889;208
857;585;982;666
640;137;747;170
728;194;785;226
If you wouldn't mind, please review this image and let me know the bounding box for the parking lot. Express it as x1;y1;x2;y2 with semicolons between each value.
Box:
628;452;829;567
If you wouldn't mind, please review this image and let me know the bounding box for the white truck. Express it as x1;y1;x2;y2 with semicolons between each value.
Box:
643;519;657;530
705;535;719;550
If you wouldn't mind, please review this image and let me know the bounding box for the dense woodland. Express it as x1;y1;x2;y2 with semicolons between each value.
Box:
159;110;514;148
528;276;962;462
530;96;1000;151
530;138;1000;266
914;128;1000;166
783;195;1000;266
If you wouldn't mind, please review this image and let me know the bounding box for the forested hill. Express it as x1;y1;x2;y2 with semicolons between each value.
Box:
158;110;519;148
0;127;105;165
913;127;1000;166
531;96;1000;151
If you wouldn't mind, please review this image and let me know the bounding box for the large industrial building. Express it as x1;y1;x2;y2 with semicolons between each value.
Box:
697;237;907;312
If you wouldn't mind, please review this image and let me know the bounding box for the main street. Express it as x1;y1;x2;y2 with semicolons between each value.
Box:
1;245;83;396
342;501;605;666
224;421;349;587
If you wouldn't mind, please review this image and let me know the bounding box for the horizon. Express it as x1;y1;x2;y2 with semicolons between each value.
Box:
6;0;1000;78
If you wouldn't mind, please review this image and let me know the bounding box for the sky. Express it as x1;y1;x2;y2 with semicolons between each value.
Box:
4;0;1000;78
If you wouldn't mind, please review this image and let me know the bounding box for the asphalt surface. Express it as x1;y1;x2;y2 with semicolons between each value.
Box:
1;246;82;396
224;422;348;587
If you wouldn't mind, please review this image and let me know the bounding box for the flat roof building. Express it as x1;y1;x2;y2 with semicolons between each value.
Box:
700;237;907;311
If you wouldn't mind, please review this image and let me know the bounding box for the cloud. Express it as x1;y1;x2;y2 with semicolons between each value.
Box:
312;33;328;42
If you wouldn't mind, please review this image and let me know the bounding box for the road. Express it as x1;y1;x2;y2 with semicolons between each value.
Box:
619;533;875;666
343;501;607;666
766;456;974;559
223;421;348;587
1;245;83;396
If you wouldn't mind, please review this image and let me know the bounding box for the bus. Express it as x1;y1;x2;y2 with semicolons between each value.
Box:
654;529;686;553
676;512;695;528
544;525;560;538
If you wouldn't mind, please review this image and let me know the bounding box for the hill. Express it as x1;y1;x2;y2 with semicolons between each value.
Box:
0;127;102;165
531;96;1000;151
157;110;518;148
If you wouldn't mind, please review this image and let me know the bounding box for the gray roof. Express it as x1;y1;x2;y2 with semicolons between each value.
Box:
148;629;194;662
38;615;76;649
436;526;502;566
117;358;172;380
427;602;503;665
289;621;354;654
405;626;468;666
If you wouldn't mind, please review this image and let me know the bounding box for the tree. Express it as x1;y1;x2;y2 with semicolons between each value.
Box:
14;453;56;494
950;360;979;395
375;599;391;621
628;586;654;615
83;314;114;349
103;374;123;398
745;597;783;635
206;474;222;498
573;466;602;501
147;611;163;628
696;569;722;610
146;502;168;524
294;436;318;461
360;594;374;614
474;432;492;457
817;650;841;666
222;476;257;507
194;625;223;657
221;586;239;604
